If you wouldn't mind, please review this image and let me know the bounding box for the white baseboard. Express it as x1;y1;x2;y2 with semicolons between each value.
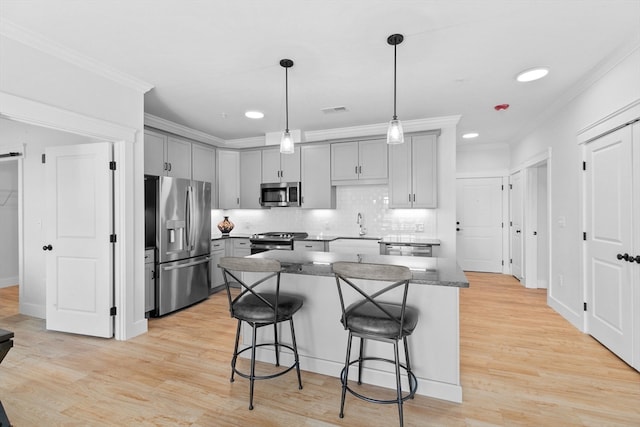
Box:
0;276;18;288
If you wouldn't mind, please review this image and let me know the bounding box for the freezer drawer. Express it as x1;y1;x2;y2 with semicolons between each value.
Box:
157;255;210;316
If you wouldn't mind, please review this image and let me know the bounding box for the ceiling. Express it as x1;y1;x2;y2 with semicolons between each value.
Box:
2;0;639;147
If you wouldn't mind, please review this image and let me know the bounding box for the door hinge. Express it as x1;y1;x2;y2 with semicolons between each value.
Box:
109;161;117;170
583;302;587;311
583;161;586;171
510;258;513;264
501;184;504;190
41;153;46;164
510;221;513;227
110;306;117;316
583;232;587;241
501;260;504;266
509;184;513;189
501;222;504;228
110;234;117;243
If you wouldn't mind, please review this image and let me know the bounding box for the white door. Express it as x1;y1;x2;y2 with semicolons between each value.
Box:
456;177;503;272
585;126;633;365
45;142;114;338
510;171;523;280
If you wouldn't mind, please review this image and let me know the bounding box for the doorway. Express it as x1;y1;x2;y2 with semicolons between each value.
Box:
0;159;19;289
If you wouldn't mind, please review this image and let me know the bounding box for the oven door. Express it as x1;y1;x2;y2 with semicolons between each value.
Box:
250;243;293;254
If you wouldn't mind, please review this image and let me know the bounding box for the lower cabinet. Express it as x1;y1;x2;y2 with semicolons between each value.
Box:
144;249;155;313
329;238;379;255
294;240;328;252
231;238;251;257
210;240;226;291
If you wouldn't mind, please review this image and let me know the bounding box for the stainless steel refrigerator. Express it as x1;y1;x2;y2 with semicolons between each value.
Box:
145;176;211;316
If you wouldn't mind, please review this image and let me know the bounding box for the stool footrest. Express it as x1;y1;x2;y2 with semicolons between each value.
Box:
232;342;300;381
340;356;418;404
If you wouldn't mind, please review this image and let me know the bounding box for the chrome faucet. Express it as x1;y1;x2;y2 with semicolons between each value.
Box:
357;213;367;236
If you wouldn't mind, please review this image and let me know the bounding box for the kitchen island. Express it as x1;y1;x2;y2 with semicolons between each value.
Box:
241;250;469;403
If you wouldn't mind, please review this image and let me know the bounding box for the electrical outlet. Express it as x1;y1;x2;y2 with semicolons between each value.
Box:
415;223;424;232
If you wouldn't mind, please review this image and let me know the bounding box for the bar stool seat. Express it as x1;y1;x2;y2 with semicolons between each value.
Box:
218;257;303;410
333;261;419;427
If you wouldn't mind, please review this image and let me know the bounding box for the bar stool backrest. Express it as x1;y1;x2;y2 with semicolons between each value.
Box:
219;257;283;321
332;261;413;339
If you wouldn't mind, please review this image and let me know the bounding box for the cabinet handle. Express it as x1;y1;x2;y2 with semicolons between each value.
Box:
163;162;168;171
168;162;172;171
355;166;358;174
359;165;362;174
409;194;412;202
237;197;239;205
413;194;416;202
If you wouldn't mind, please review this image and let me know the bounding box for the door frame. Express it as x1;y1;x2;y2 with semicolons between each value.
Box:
577;99;640;369
0;91;145;340
510;148;552;289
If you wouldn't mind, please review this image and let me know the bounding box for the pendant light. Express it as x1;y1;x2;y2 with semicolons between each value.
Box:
386;33;404;145
280;58;295;154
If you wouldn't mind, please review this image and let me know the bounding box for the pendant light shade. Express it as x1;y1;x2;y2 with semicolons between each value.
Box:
386;33;404;145
280;59;295;154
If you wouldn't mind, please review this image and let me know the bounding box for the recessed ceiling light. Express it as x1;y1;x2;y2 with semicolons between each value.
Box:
462;132;479;139
245;111;264;119
516;67;549;82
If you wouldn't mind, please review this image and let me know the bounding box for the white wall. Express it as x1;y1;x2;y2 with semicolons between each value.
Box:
0;159;18;287
0;28;149;339
510;46;640;329
457;143;510;176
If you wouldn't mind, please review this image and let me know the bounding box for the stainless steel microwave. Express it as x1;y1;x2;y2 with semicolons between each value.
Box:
260;182;302;207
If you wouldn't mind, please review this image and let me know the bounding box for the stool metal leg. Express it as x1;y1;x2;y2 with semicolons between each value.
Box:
339;331;354;418
403;336;415;400
249;323;258;410
274;323;280;367
230;320;242;383
357;337;364;385
289;318;303;390
393;340;404;427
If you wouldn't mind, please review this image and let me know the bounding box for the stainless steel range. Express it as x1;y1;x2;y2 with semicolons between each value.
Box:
250;232;309;254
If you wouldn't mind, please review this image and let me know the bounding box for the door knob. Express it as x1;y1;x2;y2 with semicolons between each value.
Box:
617;253;630;261
42;244;53;251
634;255;640;264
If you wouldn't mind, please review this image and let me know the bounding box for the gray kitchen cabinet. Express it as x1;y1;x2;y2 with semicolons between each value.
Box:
389;134;437;208
294;240;328;252
144;249;155;313
329;238;379;254
226;238;251;257
217;150;240;209
240;150;262;208
192;143;216;184
262;147;301;183
301;144;335;209
143;129;192;179
331;139;388;185
210;240;226;290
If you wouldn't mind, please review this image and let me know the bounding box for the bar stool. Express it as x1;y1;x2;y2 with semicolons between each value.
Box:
332;262;418;427
218;257;303;410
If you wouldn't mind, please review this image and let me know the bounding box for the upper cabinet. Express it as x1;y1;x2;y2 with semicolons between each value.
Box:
331;139;388;185
301;144;335;209
191;143;216;184
144;129;192;180
262;148;301;183
217;150;240;209
240;150;262;209
388;134;437;208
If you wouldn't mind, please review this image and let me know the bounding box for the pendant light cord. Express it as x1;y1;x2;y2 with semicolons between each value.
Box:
285;66;289;132
393;42;397;121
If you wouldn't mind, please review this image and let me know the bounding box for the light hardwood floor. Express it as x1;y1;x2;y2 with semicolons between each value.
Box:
1;273;639;426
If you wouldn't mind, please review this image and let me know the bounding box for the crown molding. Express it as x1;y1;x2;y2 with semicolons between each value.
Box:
144;113;226;146
0;18;153;94
224;136;266;148
304;115;461;142
457;141;510;151
0;91;138;143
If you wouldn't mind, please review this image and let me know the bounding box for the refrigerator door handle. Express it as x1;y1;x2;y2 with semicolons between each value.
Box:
190;185;196;251
161;256;211;271
185;186;192;250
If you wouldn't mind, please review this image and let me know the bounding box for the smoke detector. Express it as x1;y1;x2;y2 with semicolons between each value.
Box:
321;106;348;114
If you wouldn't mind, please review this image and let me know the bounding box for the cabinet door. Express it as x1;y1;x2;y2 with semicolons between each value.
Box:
388;140;412;208
144;129;167;176
210;240;226;290
166;136;192;179
261;148;281;183
240;150;262;208
192;144;216;184
331;141;359;181
412;135;437;208
294;240;326;251
358;139;388;181
301;144;335;209
280;149;301;182
233;238;251;257
217;150;239;209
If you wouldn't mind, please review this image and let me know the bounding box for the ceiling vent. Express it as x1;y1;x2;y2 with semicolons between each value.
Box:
321;106;348;114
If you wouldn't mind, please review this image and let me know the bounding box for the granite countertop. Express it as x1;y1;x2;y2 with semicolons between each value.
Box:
213;233;441;246
211;233;253;241
250;250;468;288
379;235;441;245
299;235;381;242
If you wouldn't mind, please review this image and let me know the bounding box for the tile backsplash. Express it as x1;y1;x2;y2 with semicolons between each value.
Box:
212;185;436;238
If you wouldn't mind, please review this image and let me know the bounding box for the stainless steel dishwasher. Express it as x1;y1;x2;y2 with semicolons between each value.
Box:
379;242;434;257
